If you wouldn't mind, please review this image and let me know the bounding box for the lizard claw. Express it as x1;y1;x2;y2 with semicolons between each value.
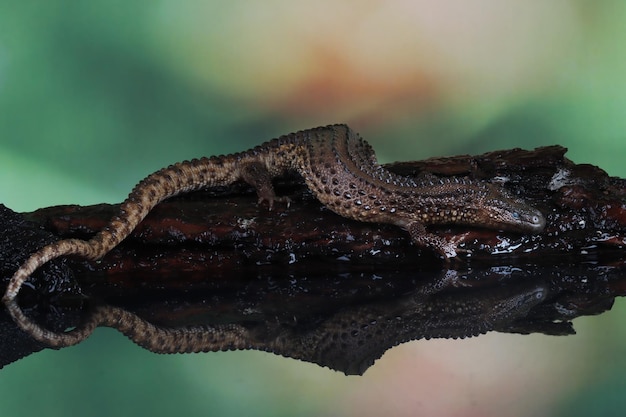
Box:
434;232;473;263
258;195;291;211
450;232;472;255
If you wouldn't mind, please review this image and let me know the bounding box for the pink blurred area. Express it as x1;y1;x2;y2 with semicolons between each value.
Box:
154;1;580;127
332;333;591;417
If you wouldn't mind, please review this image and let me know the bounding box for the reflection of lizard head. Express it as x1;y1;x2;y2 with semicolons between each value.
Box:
311;278;549;375
489;282;548;324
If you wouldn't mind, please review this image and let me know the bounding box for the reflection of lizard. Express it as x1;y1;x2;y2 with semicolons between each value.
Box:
4;278;548;375
3;124;545;303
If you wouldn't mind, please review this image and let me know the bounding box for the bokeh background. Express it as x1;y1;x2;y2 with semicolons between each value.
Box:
1;1;625;416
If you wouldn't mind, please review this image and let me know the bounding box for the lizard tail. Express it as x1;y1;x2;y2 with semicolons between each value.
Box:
3;157;233;304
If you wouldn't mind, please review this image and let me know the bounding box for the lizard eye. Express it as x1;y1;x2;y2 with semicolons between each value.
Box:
512;211;520;220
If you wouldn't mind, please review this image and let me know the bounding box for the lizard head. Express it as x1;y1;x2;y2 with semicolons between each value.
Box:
479;184;546;233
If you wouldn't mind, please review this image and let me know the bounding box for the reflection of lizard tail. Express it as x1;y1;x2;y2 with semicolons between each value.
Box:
102;306;252;353
4;300;252;353
4;299;99;348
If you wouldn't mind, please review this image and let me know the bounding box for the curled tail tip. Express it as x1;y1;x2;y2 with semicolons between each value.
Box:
4;247;64;303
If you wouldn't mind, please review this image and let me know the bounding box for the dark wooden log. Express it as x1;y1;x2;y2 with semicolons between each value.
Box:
1;145;624;373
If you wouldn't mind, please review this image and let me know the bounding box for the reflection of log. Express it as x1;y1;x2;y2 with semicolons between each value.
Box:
3;273;551;375
1;145;625;372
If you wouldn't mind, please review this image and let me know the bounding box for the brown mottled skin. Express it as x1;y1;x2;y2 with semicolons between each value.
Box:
3;124;545;345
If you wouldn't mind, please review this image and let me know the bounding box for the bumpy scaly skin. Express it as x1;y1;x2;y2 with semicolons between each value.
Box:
3;124;545;344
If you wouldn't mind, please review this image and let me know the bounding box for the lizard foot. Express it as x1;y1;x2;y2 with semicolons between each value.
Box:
258;195;292;210
407;222;472;260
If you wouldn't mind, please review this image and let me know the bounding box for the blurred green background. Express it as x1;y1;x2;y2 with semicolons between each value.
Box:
1;1;626;416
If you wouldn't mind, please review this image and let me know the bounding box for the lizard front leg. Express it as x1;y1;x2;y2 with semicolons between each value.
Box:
239;161;291;209
406;221;464;259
